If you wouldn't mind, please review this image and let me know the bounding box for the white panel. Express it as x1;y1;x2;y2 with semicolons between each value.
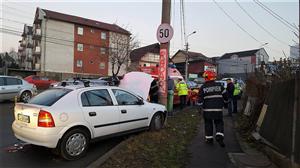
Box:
44;20;74;73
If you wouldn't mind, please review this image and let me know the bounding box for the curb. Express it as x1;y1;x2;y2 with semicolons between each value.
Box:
87;140;126;168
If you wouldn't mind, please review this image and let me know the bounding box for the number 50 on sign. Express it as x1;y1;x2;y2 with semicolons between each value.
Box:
156;23;174;44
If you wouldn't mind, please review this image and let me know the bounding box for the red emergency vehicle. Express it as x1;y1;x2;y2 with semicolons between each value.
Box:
139;65;198;105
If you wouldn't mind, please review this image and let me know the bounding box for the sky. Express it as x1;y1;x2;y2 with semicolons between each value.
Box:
0;0;299;61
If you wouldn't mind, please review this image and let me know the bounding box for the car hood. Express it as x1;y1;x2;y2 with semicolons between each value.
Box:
119;72;154;100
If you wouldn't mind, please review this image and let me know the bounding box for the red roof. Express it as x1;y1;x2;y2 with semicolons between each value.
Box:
41;8;131;35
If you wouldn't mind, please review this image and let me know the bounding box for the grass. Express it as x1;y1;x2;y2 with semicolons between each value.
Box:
100;108;200;168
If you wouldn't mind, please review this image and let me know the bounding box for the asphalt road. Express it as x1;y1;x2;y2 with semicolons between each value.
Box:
0;101;122;168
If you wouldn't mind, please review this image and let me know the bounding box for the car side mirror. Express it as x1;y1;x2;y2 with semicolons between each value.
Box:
137;99;144;105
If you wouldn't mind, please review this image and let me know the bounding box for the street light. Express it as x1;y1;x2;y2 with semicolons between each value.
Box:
185;31;196;80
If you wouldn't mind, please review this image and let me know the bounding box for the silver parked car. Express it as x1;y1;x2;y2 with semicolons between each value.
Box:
0;75;37;102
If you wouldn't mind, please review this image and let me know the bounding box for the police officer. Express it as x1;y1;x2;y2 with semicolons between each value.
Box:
198;70;227;147
233;80;241;113
176;78;188;109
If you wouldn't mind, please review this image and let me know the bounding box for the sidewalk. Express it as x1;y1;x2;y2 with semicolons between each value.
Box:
187;110;277;168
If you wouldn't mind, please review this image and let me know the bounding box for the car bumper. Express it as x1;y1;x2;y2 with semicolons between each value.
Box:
12;121;62;148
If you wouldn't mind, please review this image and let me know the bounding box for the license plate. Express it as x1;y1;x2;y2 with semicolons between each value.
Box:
18;114;30;123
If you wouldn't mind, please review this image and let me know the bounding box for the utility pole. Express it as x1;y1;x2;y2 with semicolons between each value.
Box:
184;31;196;80
159;0;171;106
185;42;189;80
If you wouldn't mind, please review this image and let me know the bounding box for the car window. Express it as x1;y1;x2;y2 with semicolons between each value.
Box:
28;88;72;106
6;78;22;85
81;89;113;106
0;77;4;86
32;76;39;80
112;89;139;105
41;77;49;81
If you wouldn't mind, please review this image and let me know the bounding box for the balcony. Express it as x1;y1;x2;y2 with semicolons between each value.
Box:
34;63;41;70
33;46;41;55
20;40;26;47
18;46;24;52
26;39;34;48
33;29;41;40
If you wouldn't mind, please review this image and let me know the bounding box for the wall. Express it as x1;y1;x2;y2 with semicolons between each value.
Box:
218;56;255;77
74;24;109;75
43;19;74;73
172;51;186;63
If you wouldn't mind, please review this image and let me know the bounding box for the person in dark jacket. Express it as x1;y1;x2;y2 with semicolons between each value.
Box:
198;71;227;147
149;78;159;103
226;78;234;117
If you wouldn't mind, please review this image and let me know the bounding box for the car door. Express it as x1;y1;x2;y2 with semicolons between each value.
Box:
80;89;120;138
0;77;7;100
112;89;149;132
4;77;23;100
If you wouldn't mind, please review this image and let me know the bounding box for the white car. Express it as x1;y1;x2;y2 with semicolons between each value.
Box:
12;85;167;160
0;75;37;102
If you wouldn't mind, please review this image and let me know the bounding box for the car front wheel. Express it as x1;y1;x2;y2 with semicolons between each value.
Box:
150;113;164;131
59;128;90;160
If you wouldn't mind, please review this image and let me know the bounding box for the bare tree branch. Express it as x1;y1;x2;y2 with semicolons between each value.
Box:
109;31;140;77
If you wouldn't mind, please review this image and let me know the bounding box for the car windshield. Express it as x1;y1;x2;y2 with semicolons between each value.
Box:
28;88;72;106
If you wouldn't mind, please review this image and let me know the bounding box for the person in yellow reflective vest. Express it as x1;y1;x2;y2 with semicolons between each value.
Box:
233;81;241;113
176;78;188;109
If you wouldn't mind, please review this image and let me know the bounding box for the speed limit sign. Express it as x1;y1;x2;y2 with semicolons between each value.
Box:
156;23;174;43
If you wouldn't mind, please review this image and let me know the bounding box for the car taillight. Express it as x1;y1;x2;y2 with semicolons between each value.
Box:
38;110;55;127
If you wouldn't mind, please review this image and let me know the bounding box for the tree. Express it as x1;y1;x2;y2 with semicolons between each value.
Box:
109;32;140;77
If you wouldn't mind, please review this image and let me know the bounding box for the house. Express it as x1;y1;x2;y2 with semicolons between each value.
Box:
18;25;33;69
171;50;216;80
217;48;269;79
32;8;130;77
129;43;160;71
289;44;299;63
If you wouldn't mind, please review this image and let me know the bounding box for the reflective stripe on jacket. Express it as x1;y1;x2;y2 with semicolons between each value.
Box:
176;81;188;96
233;83;241;96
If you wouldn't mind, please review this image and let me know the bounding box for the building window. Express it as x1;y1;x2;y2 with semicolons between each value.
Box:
90;29;94;33
101;32;106;40
99;62;105;69
77;60;83;67
77;27;83;35
77;43;83;51
100;47;106;54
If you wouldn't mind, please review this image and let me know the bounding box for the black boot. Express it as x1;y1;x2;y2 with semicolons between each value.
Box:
205;138;214;145
216;135;225;147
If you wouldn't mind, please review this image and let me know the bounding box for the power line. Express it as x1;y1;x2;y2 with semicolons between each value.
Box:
0;9;33;21
213;0;261;44
0;17;31;25
235;0;290;46
2;4;35;16
0;27;127;51
254;0;298;32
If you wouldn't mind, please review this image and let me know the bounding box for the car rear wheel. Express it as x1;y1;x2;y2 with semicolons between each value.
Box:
59;128;90;160
150;113;164;131
20;91;32;103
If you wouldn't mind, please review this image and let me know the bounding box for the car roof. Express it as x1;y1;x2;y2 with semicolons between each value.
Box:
0;75;22;79
54;85;121;91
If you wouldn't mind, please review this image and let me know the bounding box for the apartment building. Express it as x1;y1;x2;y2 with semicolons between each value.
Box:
32;8;130;76
18;25;33;69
